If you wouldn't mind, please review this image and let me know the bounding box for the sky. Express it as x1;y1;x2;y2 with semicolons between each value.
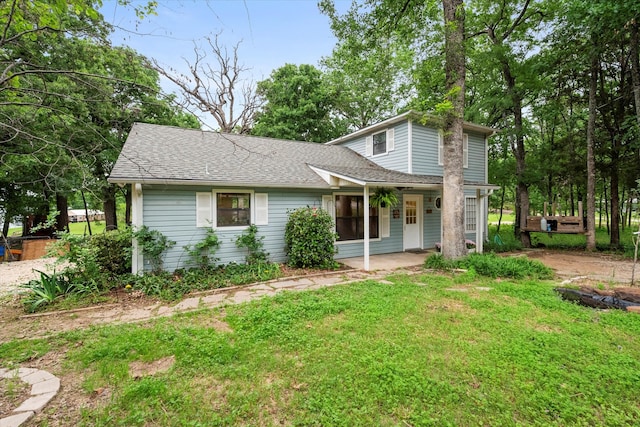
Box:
101;0;349;84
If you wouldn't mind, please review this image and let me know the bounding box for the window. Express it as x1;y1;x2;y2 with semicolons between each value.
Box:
196;191;268;229
465;196;477;233
438;132;469;168
335;195;379;241
365;129;394;156
373;131;387;155
217;193;250;227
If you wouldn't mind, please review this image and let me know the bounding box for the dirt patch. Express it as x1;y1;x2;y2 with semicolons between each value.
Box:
523;249;636;283
129;355;176;379
0;375;31;417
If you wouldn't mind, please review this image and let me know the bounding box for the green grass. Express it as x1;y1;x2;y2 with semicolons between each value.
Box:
2;274;640;425
7;221;106;237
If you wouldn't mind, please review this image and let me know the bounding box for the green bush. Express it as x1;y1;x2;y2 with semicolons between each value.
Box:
284;206;338;269
183;228;220;269
89;228;132;275
236;225;269;264
133;226;176;273
424;252;553;280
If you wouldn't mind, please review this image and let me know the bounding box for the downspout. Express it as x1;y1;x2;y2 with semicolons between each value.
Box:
364;185;370;271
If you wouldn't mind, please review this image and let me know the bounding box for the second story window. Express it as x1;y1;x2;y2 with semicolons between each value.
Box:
366;128;394;157
373;131;386;155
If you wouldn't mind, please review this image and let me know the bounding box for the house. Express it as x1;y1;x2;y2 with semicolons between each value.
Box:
67;209;105;223
108;110;497;273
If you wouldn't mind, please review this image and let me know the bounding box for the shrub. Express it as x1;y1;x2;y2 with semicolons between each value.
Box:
236;225;269;264
88;228;132;275
133;226;176;273
22;270;80;312
424;252;553;280
183;228;220;269
285;206;338;269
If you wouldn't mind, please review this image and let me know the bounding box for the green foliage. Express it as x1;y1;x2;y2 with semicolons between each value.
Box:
51;229;132;289
22;270;79;313
133;226;176;274
183;228;220;269
87;229;133;275
235;225;269;264
425;252;553;280
130;262;282;301
252;64;348;142
285;207;338;269
369;187;399;208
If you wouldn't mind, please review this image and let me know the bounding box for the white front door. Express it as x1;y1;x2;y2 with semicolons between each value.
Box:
403;195;422;250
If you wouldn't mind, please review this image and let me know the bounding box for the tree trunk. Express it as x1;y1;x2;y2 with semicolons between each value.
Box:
586;52;598;251
440;0;467;259
55;193;70;233
103;184;117;231
610;163;620;248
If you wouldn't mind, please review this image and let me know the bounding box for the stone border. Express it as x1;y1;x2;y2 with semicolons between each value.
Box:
0;368;60;427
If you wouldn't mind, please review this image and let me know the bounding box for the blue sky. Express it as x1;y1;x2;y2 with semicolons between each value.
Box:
101;0;349;82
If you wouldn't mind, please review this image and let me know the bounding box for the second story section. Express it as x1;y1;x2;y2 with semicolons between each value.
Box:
326;110;496;183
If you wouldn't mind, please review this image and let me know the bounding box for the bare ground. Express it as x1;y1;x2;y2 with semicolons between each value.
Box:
1;249;639;425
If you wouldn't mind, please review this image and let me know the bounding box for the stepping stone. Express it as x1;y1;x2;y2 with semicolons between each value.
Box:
13;391;56;413
0;411;35;427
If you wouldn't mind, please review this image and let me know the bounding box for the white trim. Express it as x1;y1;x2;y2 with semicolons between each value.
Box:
365;136;373;156
364;185;370;271
463;133;469;168
131;183;144;275
407;119;413;173
438;131;443;166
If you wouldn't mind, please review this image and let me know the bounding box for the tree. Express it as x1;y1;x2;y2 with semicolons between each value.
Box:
151;35;261;133
0;0;197;233
252;64;347;142
440;0;467;258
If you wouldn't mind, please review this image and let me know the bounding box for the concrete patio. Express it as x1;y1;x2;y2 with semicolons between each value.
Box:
339;250;435;271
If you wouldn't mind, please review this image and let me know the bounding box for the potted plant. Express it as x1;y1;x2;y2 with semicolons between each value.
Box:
370;187;399;208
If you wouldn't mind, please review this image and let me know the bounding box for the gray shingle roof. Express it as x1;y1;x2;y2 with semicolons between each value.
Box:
109;123;488;189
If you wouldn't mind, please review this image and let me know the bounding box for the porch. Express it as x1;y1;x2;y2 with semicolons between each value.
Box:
340;250;436;271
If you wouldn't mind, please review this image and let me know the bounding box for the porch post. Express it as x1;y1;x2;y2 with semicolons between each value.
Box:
131;183;144;274
364;185;370;271
476;188;483;253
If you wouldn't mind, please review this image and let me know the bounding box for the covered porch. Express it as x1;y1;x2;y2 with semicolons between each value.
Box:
311;164;497;271
340;250;435;271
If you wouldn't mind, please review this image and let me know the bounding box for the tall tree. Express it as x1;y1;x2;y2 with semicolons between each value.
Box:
440;0;467;258
252;64;347;142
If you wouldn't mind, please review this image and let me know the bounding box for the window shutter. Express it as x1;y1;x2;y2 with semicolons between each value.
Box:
438;132;443;166
463;133;469;168
254;193;268;225
380;206;390;238
196;192;212;227
386;128;395;152
365;136;373;156
322;195;335;219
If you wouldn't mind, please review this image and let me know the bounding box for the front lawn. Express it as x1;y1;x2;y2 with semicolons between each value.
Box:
2;273;640;425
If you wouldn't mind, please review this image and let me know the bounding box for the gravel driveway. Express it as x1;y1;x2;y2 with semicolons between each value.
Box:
0;258;61;295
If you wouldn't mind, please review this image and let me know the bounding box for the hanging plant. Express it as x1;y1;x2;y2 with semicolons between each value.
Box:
370;187;399;208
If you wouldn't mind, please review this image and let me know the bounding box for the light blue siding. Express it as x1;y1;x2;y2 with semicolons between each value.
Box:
464;131;486;182
337;123;410;173
411;125;441;175
423;191;442;249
